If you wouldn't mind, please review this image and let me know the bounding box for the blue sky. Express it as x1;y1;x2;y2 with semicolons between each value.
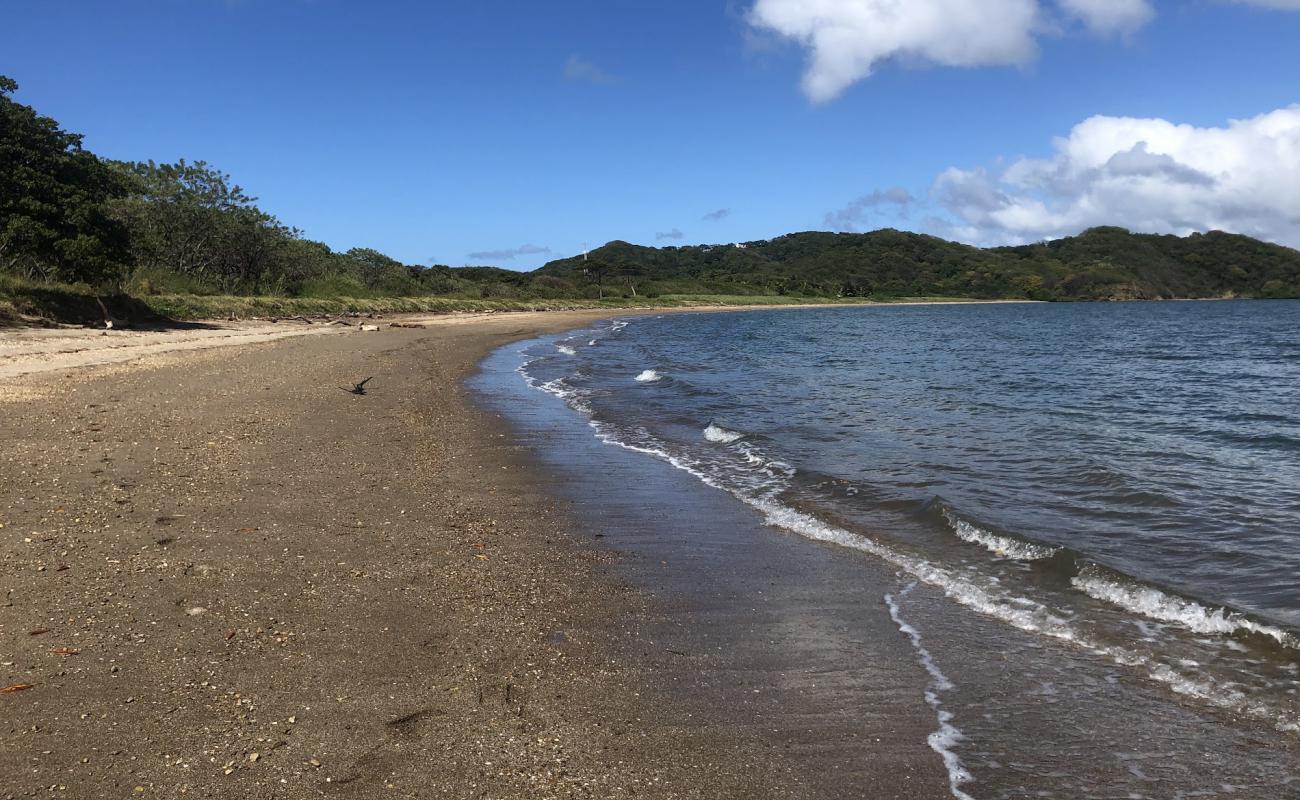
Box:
4;0;1300;268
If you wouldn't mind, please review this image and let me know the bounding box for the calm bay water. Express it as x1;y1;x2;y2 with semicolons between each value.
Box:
499;300;1300;795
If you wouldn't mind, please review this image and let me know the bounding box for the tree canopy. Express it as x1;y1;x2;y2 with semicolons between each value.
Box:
0;76;132;285
3;73;1299;305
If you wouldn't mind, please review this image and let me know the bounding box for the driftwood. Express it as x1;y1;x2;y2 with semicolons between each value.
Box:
94;296;117;329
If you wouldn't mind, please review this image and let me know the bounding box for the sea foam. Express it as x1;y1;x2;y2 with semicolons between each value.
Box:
703;423;744;443
886;584;976;800
1072;568;1298;649
942;509;1058;561
514;339;1300;735
635;369;662;383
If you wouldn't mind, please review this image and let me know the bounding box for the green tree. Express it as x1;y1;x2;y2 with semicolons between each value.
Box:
113;160;252;284
342;247;420;294
0;75;133;285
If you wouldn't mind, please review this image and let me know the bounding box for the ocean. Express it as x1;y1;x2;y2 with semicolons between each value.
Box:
474;301;1300;798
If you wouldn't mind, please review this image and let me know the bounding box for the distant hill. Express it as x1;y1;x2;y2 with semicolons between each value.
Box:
6;75;1297;309
521;227;1300;301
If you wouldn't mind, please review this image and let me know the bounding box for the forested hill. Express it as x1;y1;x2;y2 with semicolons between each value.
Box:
5;70;1300;314
533;228;1300;301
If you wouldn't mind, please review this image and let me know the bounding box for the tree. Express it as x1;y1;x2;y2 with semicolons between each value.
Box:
0;75;133;285
112;160;248;282
342;247;420;294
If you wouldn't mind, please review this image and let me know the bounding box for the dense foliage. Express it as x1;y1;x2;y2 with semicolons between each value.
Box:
0;76;486;300
4;74;1300;308
535;229;1300;301
0;77;133;285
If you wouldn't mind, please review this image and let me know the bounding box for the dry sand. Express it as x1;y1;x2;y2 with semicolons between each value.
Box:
0;310;947;798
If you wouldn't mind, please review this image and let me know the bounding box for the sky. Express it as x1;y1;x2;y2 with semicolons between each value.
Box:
3;0;1300;269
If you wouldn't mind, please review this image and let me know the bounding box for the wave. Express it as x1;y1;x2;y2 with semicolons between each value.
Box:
1071;566;1299;650
936;501;1299;650
635;369;663;383
586;429;1300;733
512;337;1300;735
704;423;744;444
556;344;577;356
754;500;1299;733
940;507;1058;561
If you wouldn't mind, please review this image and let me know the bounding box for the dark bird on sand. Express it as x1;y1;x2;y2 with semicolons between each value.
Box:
342;377;373;396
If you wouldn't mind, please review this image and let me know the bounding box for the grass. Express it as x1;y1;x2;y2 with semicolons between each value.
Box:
0;275;980;327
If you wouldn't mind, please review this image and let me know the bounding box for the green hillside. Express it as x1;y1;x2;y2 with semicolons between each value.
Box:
5;70;1300;322
529;228;1300;301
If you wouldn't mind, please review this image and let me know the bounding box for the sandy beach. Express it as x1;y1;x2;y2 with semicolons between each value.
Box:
0;311;950;799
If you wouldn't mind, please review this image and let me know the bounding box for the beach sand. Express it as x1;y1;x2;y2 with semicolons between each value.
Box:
0;311;947;798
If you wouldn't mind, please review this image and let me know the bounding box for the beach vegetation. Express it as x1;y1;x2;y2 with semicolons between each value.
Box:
3;74;1300;324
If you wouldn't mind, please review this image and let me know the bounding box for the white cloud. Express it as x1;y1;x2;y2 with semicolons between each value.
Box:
748;0;1042;102
564;55;614;85
932;106;1300;248
1058;0;1154;34
467;244;552;261
1233;1;1300;9
749;1;1300;102
825;187;914;231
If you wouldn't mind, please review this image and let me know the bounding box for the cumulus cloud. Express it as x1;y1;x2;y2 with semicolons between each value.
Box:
702;208;732;222
749;0;1300;102
825;187;914;231
746;0;1180;101
564;55;614;85
467;243;552;261
656;228;685;241
932;105;1300;248
1057;0;1154;35
1233;1;1300;9
748;0;1042;102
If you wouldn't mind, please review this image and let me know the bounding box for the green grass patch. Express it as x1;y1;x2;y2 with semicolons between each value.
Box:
0;278;946;328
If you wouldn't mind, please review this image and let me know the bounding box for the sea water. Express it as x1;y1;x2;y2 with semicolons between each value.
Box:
483;301;1300;797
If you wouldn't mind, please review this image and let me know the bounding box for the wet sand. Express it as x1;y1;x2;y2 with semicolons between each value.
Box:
0;311;948;799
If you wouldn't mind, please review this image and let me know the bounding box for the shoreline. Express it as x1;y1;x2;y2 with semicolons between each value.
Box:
0;298;1043;382
478;308;1300;796
0;308;948;798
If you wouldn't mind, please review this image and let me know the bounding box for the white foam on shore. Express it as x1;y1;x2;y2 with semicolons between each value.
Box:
703;423;744;443
512;341;1300;736
754;500;1300;734
1072;568;1298;649
885;585;976;800
753;499;1080;641
942;510;1058;561
635;369;662;383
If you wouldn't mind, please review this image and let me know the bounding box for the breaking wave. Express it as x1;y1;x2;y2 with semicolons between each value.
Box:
1072;567;1299;649
512;325;1300;737
941;507;1059;561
